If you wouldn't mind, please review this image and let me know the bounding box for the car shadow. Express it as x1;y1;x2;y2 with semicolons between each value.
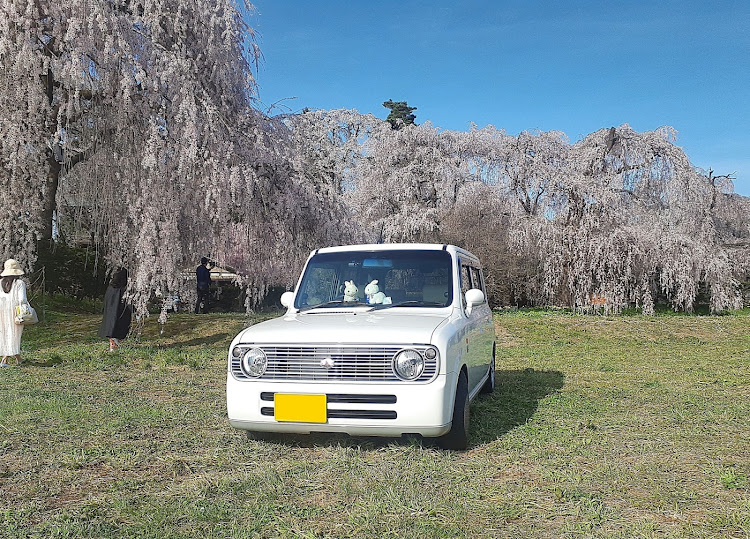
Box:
243;368;564;451
468;368;565;446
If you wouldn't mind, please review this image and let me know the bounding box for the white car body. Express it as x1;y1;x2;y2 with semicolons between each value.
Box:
226;243;496;448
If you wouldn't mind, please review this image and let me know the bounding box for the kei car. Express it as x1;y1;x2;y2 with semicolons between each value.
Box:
226;243;496;449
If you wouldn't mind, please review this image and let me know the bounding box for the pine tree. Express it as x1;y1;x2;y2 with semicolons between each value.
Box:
382;100;417;129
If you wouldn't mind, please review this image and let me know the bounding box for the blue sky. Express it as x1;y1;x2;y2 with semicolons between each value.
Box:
248;0;750;196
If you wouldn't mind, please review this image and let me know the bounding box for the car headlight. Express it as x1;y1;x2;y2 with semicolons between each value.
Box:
240;347;267;377
393;349;425;380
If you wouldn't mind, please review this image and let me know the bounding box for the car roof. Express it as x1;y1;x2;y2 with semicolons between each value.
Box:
312;243;480;265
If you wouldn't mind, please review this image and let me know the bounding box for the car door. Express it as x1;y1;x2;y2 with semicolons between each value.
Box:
469;266;494;387
460;260;492;394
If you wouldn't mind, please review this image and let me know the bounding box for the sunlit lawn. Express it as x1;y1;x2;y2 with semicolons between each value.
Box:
0;305;748;538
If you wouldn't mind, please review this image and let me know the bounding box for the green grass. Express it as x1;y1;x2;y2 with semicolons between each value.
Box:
0;308;748;538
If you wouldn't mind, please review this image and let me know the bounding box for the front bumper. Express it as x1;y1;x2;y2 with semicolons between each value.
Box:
226;374;455;438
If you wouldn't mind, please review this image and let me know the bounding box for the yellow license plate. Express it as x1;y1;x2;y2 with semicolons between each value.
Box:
274;393;327;423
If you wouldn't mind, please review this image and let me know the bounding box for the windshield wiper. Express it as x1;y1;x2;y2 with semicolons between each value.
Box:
369;301;446;311
299;300;368;312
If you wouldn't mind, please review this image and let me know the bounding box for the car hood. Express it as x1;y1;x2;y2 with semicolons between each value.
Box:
235;309;450;345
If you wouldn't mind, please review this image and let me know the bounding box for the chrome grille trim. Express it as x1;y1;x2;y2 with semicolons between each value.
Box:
260;393;397;404
260;407;397;420
230;344;438;383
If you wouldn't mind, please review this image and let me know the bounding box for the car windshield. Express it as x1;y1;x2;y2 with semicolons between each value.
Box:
295;250;453;310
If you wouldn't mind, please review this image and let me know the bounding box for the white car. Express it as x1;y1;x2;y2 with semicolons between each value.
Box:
226;243;496;449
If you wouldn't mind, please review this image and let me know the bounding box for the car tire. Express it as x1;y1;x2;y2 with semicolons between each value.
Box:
480;342;496;394
437;371;470;450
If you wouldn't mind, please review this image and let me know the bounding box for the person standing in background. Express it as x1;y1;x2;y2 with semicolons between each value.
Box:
195;257;211;314
0;259;28;367
98;268;132;352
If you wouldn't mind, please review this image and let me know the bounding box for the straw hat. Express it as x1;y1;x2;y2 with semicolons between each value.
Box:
1;259;24;277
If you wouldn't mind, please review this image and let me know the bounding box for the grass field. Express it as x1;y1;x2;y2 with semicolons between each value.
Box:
0;304;748;538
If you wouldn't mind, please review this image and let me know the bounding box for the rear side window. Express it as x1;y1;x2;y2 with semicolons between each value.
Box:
469;266;485;295
459;259;487;311
460;262;471;309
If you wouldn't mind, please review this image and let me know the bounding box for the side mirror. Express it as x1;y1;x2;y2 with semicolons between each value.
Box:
464;288;485;315
280;291;295;309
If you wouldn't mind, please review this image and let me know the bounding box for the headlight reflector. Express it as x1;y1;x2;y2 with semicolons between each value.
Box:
240;347;267;377
393;349;425;380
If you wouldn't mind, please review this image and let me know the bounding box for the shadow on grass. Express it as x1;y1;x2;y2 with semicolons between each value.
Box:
30;354;65;368
153;332;235;349
470;368;565;446
242;368;564;451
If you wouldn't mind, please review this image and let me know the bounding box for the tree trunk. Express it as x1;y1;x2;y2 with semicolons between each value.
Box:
40;150;60;243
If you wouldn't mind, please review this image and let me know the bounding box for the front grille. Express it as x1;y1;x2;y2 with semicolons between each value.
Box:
260;407;397;420
231;344;438;383
260;393;397;404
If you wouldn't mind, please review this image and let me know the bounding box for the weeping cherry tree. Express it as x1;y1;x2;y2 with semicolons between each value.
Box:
0;0;345;316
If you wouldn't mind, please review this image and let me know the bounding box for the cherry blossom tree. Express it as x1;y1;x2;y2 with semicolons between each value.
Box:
295;111;747;313
349;120;471;242
1;0;349;315
536;125;744;313
450;124;746;312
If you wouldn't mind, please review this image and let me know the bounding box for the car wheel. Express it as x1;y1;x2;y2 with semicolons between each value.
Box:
437;371;470;450
480;342;496;394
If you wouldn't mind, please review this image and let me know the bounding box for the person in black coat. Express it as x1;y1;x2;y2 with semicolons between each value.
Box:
98;268;132;352
195;257;211;314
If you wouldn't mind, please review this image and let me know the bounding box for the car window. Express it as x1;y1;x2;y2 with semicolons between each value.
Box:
297;266;341;307
460;262;472;310
296;250;453;309
470;266;485;295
